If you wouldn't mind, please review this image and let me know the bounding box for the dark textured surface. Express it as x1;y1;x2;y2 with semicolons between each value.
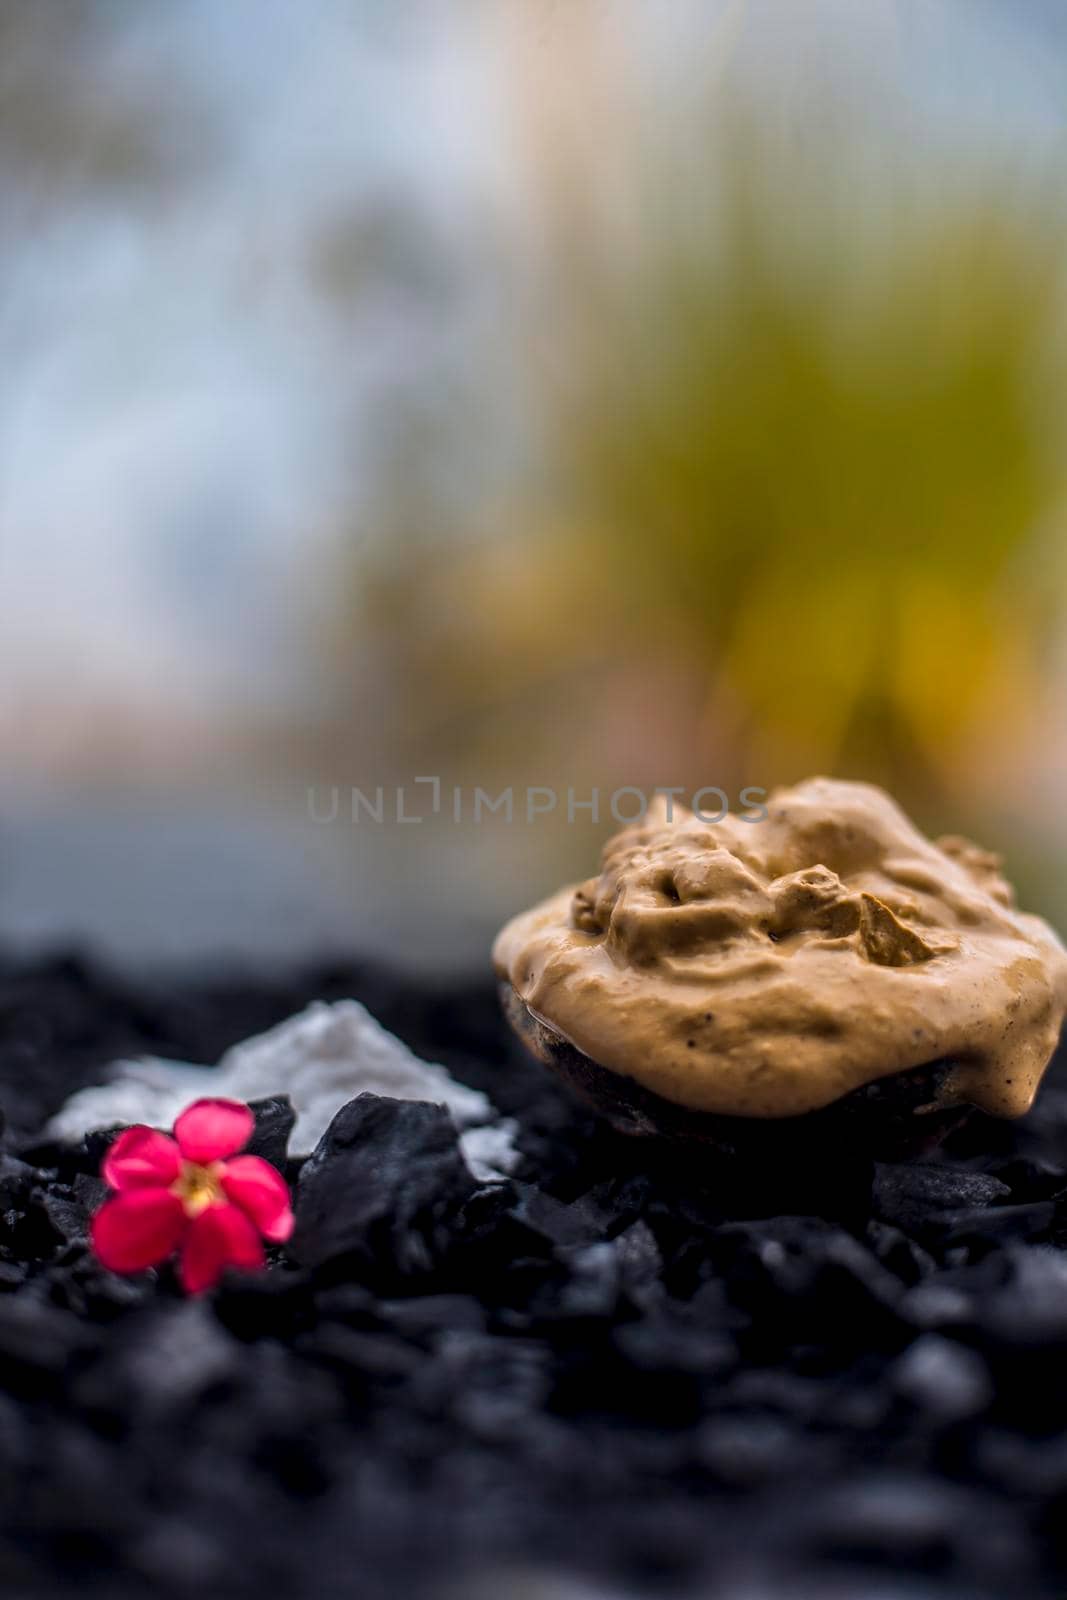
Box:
1;949;1067;1598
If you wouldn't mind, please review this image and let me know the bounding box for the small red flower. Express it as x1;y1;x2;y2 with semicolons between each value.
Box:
91;1099;294;1295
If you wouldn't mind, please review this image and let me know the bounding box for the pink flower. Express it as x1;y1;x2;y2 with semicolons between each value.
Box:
90;1099;294;1295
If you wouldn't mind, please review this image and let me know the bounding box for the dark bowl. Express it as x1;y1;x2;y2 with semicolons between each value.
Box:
499;980;974;1162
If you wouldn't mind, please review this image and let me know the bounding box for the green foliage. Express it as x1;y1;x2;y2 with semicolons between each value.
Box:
556;136;1067;786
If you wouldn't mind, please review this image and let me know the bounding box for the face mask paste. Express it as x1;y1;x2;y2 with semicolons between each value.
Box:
494;779;1067;1120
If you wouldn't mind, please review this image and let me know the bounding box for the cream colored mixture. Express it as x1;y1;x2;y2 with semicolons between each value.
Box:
493;779;1067;1119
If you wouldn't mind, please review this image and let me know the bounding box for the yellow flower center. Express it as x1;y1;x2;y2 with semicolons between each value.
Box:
171;1160;225;1218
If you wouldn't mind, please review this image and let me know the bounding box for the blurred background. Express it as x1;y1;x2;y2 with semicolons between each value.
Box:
3;0;1067;971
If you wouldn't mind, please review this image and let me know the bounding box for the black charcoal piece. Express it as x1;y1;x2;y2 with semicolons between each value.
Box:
245;1095;297;1171
873;1162;1012;1220
889;1333;992;1421
289;1094;478;1273
697;1414;803;1485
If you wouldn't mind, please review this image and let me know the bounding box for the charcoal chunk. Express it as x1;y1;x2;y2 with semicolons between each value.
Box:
507;1183;610;1248
73;1301;237;1418
697;1414;803;1485
978;1246;1067;1346
0;1297;100;1398
890;1333;992;1421
808;1474;996;1563
289;1094;477;1273
245;1094;296;1171
873;1162;1011;1224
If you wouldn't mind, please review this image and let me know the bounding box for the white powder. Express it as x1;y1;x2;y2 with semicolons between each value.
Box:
46;999;519;1184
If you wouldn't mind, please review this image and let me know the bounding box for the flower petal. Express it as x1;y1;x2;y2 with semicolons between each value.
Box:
101;1126;182;1192
179;1202;265;1295
91;1189;186;1274
173;1099;255;1163
221;1156;295;1244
